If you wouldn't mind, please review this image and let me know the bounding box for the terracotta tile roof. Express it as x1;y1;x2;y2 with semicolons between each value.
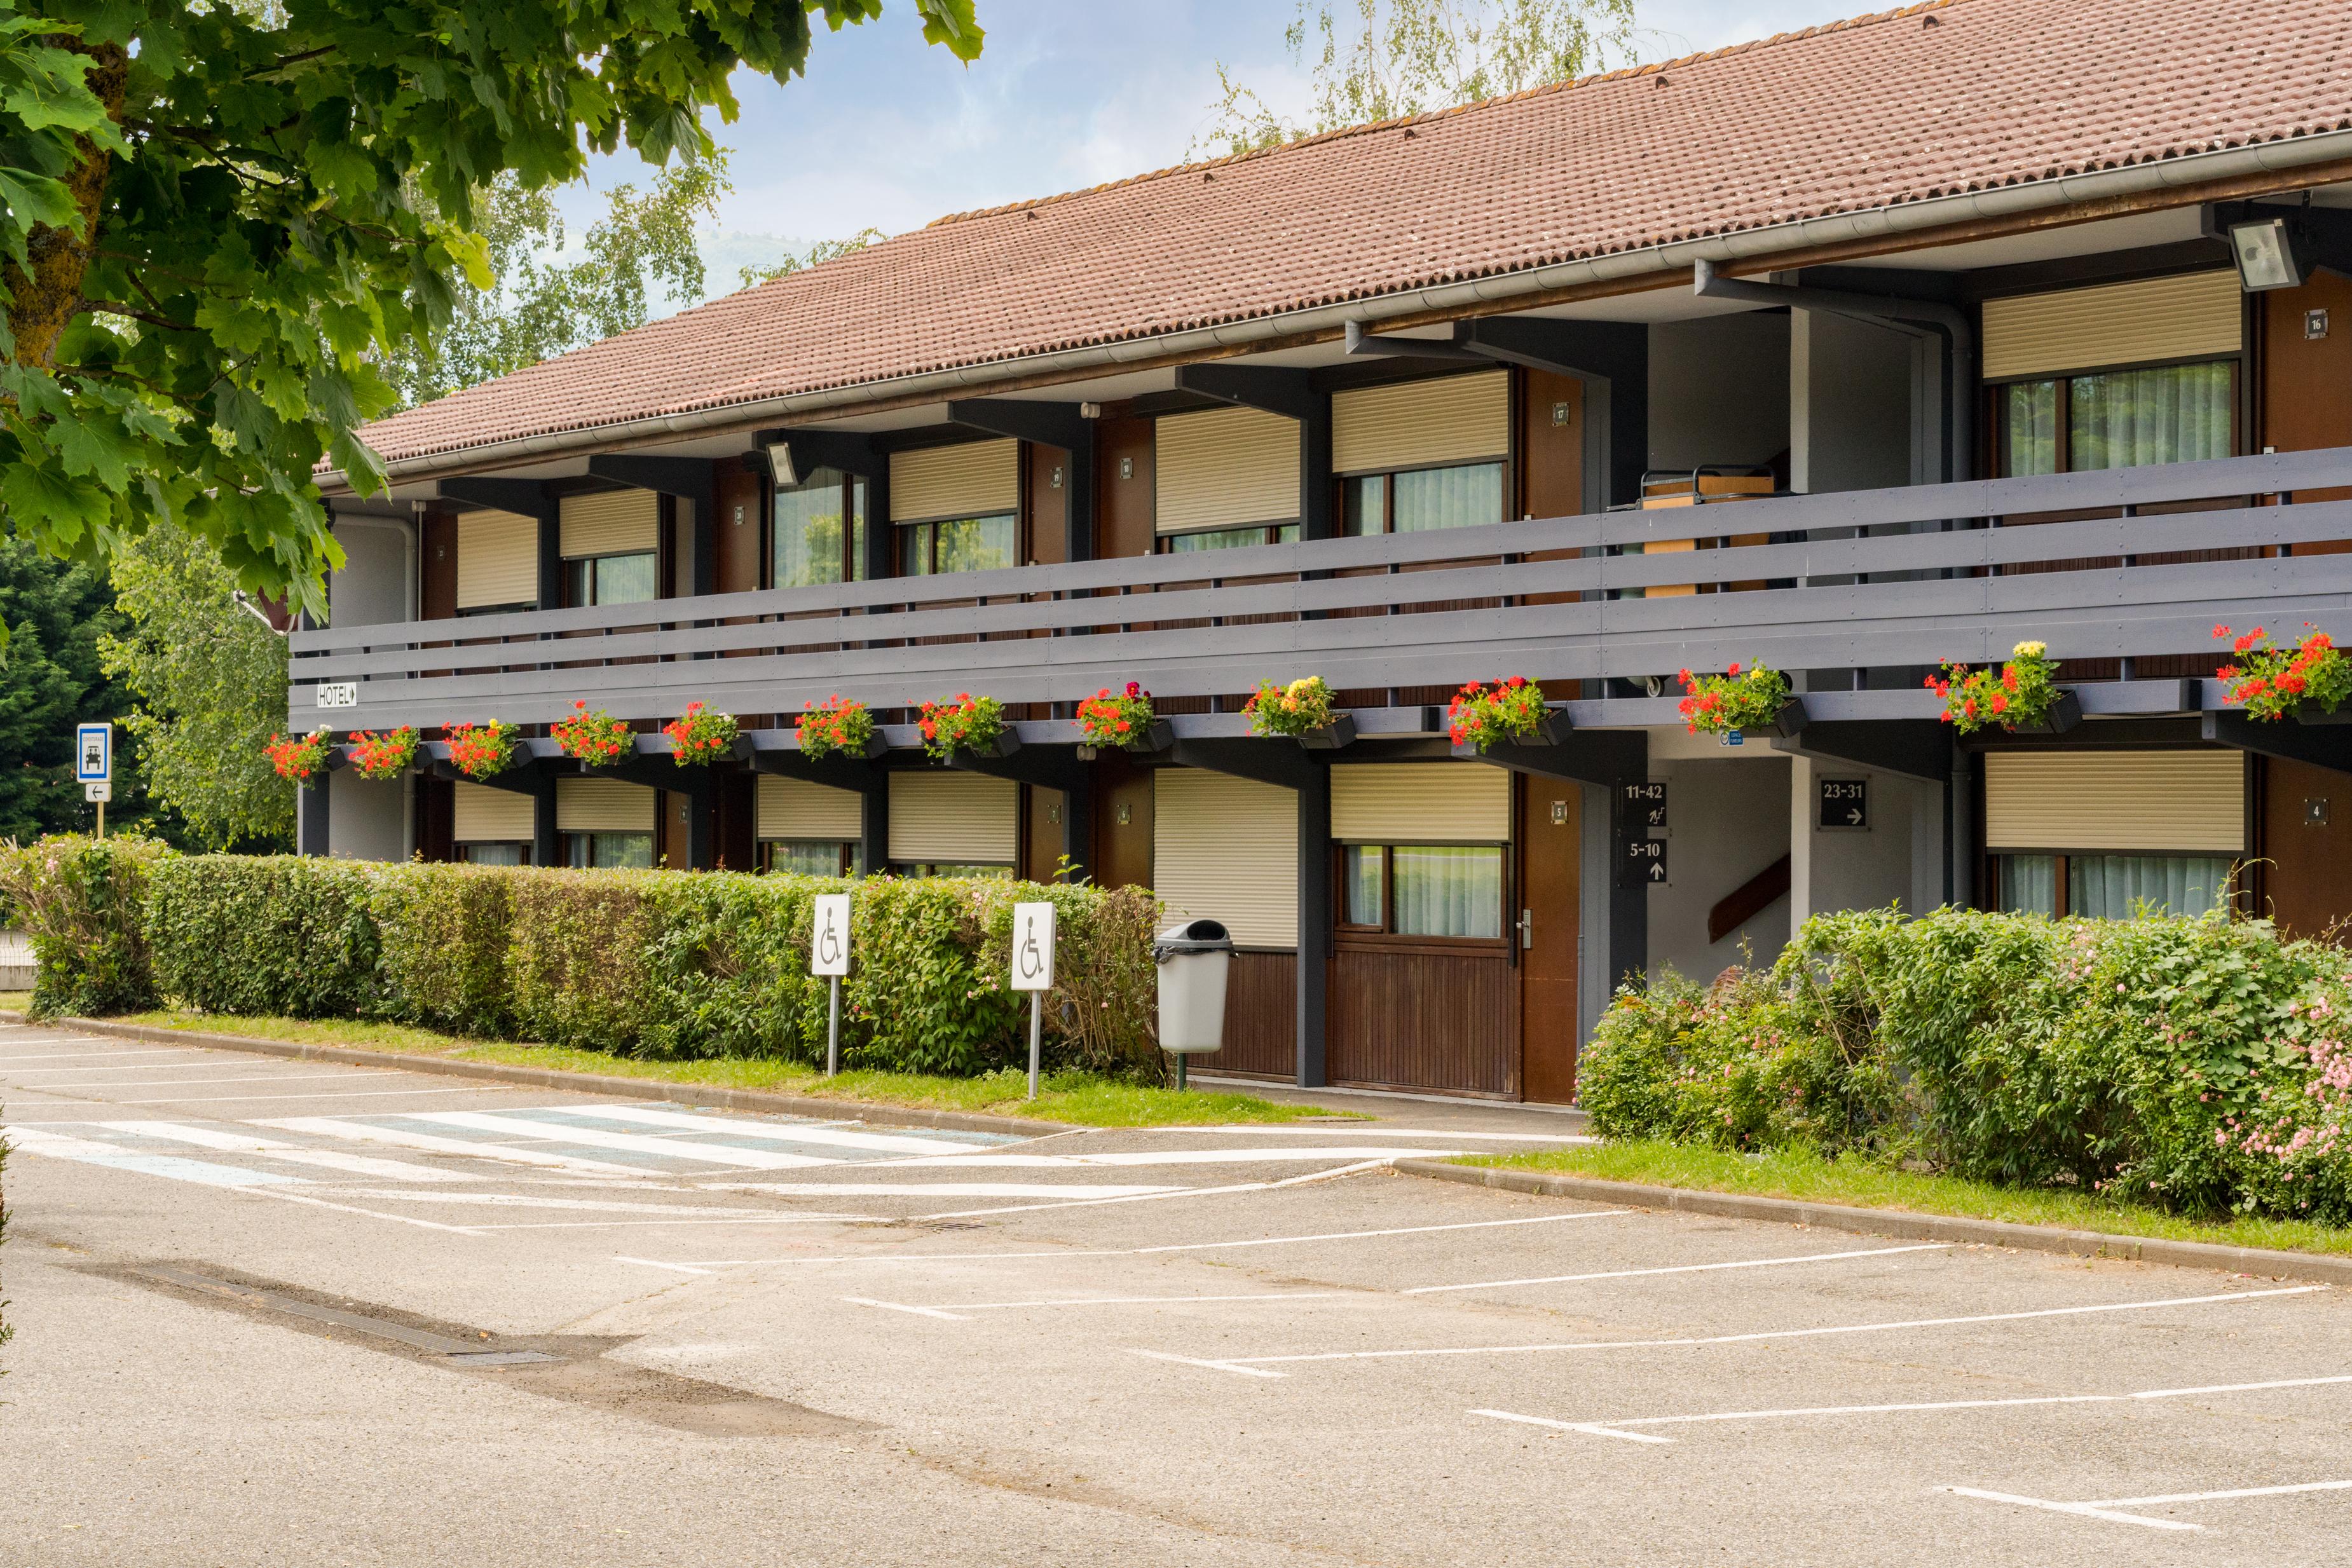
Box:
355;0;2352;474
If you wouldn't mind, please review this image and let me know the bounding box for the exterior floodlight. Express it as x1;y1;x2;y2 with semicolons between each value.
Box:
2230;217;2304;292
764;440;798;489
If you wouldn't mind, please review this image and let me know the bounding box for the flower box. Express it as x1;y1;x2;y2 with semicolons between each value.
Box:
551;700;636;767
661;703;740;767
1077;683;1160;751
1447;678;1554;753
345;726;420;781
1928;641;2065;734
1296;714;1358;750
442;719;521;781
1676;662;1790;736
264;728;334;785
798;695;882;760
1999;687;2081;735
919;693;1009;762
1740;699;1809;739
2215;624;2351;723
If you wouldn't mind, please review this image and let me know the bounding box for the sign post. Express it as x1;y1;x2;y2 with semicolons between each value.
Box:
1010;901;1057;1100
75;723;111;839
810;893;851;1076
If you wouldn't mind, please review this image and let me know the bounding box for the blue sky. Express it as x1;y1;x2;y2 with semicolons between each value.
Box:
559;1;1870;299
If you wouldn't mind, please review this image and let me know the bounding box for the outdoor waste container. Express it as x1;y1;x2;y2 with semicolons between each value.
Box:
1153;918;1234;1087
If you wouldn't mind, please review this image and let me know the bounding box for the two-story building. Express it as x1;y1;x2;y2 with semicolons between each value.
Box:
293;0;2352;1102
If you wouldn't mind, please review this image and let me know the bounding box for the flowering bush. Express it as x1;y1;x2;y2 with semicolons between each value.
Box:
2215;623;2352;722
1580;906;2352;1225
1675;662;1791;734
345;727;420;782
443;719;520;781
551;700;635;767
662;703;739;767
1244;675;1337;737
1076;681;1154;748
264;728;333;783
917;692;1007;761
1927;640;2060;734
797;694;874;760
1447;677;1548;751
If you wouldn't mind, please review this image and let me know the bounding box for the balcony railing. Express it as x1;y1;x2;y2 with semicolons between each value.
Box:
291;448;2352;732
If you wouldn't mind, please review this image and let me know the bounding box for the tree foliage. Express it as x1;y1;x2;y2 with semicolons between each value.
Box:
0;0;983;618
383;153;728;410
97;521;292;850
1198;0;1636;159
0;533;139;841
736;225;885;290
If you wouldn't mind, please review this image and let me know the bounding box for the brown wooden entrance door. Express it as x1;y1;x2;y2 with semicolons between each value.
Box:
1519;777;1582;1103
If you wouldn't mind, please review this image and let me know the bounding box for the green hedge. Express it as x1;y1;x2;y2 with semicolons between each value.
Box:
1;842;1167;1079
1581;907;2352;1225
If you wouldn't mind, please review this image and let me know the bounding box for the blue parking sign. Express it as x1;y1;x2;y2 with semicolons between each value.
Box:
76;723;111;783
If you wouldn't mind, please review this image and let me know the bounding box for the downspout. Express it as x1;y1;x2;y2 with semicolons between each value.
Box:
1692;258;1975;484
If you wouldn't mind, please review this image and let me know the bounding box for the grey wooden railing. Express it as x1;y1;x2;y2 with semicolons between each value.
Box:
291;448;2352;730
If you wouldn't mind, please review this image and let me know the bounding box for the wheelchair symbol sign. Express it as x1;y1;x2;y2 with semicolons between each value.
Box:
810;894;851;977
1010;902;1056;992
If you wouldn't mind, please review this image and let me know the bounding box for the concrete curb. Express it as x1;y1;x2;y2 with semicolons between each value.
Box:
20;1014;1074;1138
1391;1159;2352;1288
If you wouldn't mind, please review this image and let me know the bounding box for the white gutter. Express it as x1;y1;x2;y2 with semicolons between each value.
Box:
341;126;2352;490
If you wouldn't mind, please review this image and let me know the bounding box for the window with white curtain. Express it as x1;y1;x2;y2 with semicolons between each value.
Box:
1998;361;2236;477
1993;852;2236;920
1337;842;1503;940
1343;461;1505;536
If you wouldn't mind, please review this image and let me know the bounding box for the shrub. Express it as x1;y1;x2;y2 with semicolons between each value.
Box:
504;867;660;1050
0;835;165;1017
371;862;515;1036
146;854;381;1018
1581;906;2352;1225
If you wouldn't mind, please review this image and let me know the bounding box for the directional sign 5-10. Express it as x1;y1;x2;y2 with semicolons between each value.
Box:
1620;836;1667;888
1817;777;1870;831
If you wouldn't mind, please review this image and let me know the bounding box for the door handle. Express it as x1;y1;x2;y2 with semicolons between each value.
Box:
1519;908;1534;950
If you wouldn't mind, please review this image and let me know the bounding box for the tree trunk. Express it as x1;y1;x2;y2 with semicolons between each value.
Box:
5;38;127;371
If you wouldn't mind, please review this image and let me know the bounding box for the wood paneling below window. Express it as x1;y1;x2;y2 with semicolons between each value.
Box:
1328;943;1517;1096
1189;950;1296;1079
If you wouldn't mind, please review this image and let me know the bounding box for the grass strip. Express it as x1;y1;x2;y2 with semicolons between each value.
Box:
50;1006;1341;1128
1467;1140;2352;1258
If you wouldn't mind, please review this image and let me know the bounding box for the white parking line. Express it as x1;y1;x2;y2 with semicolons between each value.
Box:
1166;1286;2325;1377
706;1182;1185;1199
106;1087;509;1105
407;1110;838;1169
558;1105;990;1156
1404;1243;1950;1295
1471;1373;2352;1444
1945;1478;2352;1532
872;1147;1472;1168
913;1157;1423;1220
10;1072;398;1088
3;1124;309;1189
331;1190;875;1218
849;1290;1350;1321
0;1050;220;1064
261;1117;662;1176
92;1120;472;1183
1124;1126;1594;1142
613;1208;1630;1272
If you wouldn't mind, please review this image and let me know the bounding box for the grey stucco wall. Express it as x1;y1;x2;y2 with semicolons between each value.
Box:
1648;313;1792;474
1643;750;1791;985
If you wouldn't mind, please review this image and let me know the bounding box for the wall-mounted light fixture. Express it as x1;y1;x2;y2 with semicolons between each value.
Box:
763;440;799;489
2229;217;2307;292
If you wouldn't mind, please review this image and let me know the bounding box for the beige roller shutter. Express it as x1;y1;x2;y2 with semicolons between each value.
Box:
1153;769;1298;949
559;489;659;558
1981;271;2241;381
1983;751;2244;852
1331;763;1510;843
556;776;656;834
889;772;1017;864
452;782;535;843
455;509;539;610
1332;371;1508;475
889;439;1018;523
757;774;865;840
1155;406;1299;533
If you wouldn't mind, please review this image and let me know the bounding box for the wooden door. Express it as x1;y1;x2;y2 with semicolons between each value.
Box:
1091;753;1154;890
714;467;765;593
2260;755;2352;939
1519;776;1582;1103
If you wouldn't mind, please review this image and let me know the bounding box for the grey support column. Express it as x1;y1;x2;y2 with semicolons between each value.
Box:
683;772;714;871
1947;746;1975;909
860;784;889;876
532;773;560;868
1295;763;1330;1087
1607;785;1650;990
297;781;330;857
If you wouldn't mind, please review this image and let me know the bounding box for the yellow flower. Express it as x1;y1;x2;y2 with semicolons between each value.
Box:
1286;677;1319;700
2013;640;2047;659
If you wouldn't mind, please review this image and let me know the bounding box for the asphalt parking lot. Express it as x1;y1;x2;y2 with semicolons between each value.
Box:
3;1019;2348;1565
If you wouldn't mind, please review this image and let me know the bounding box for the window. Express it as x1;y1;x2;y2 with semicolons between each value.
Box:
774;467;869;587
564;832;654;869
1337;843;1505;940
1998;361;2236;477
1993;852;2236;919
1343;461;1505;536
458;842;526;866
1163;523;1299;553
902;514;1016;576
564;552;657;607
763;840;857;876
894;862;1016;880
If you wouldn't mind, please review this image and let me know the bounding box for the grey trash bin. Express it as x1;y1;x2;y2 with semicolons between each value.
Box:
1154;918;1234;1087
